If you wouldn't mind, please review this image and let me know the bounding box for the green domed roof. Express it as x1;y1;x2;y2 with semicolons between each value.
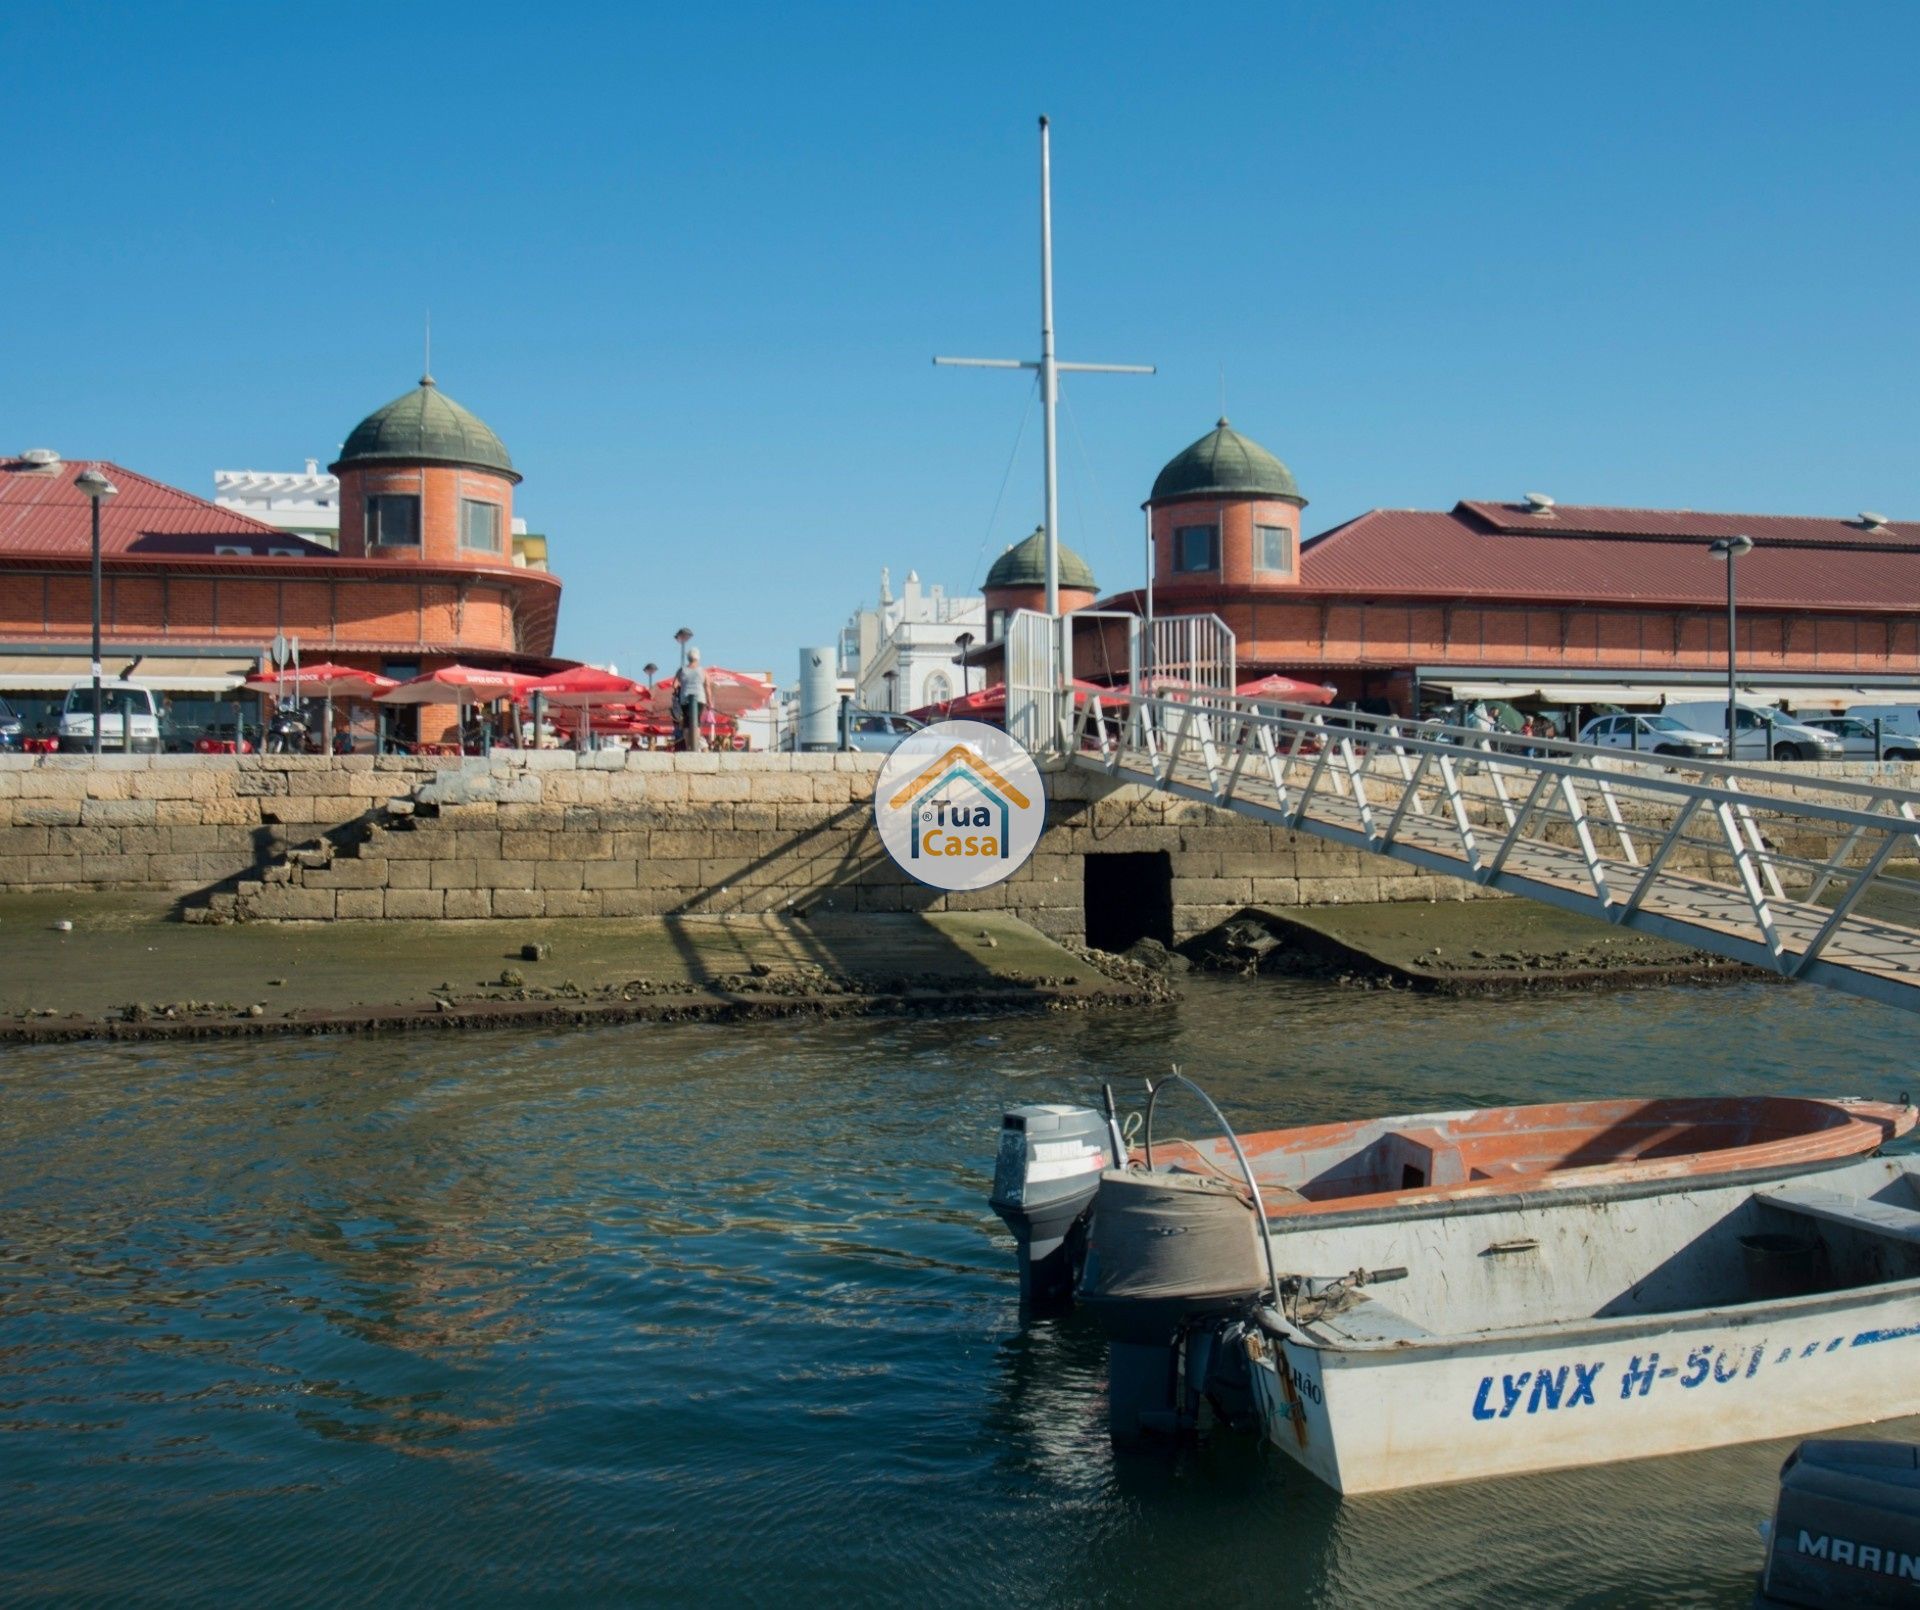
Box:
331;376;519;482
986;527;1097;593
1149;418;1302;506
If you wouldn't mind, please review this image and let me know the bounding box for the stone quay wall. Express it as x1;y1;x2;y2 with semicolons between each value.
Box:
0;752;1486;941
2;752;1915;941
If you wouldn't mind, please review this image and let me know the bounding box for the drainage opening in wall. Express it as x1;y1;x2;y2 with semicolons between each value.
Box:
1083;852;1173;954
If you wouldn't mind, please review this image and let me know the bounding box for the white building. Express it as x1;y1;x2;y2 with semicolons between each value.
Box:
213;462;342;549
214;463;548;570
837;567;985;714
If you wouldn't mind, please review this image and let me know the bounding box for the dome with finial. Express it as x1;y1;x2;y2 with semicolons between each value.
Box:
985;526;1097;593
331;376;519;481
1149;418;1302;506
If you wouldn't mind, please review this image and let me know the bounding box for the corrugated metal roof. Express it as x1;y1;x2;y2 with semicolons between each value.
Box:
1300;503;1920;611
0;457;330;557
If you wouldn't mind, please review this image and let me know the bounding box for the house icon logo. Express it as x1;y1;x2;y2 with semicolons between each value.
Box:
872;719;1046;891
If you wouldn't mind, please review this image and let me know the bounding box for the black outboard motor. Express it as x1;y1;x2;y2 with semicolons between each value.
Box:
1759;1439;1920;1607
989;1104;1112;1316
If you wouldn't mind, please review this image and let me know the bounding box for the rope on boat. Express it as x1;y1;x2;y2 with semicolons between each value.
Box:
1143;1068;1284;1310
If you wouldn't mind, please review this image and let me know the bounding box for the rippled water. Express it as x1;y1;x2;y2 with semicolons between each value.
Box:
3;977;1917;1607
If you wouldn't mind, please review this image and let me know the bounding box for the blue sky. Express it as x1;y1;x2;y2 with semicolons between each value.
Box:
4;1;1916;676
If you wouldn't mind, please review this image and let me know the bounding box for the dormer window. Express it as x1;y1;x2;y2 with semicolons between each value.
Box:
1174;524;1219;573
366;494;420;547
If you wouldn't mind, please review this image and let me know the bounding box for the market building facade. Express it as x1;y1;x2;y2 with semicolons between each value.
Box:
1078;418;1920;717
0;376;563;745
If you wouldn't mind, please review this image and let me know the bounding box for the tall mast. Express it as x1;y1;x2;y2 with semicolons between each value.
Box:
935;118;1155;629
1038;116;1060;615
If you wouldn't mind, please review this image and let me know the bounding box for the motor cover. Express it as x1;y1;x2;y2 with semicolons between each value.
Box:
989;1105;1109;1310
1760;1438;1920;1607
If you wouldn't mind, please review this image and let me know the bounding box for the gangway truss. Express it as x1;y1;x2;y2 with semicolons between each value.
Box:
1068;689;1920;1015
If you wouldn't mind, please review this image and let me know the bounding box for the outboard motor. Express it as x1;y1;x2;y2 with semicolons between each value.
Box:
989;1104;1112;1316
1759;1439;1920;1607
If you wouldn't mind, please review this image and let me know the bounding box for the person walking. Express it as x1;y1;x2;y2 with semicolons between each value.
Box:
675;648;711;752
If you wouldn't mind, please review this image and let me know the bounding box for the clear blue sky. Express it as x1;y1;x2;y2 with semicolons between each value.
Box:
4;1;1916;676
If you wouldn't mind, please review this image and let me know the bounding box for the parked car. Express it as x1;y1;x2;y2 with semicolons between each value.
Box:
1577;712;1727;758
840;709;924;752
1801;716;1920;761
55;680;164;754
0;698;20;751
1659;700;1843;761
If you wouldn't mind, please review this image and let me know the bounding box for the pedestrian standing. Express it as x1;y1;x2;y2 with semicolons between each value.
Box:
676;648;711;753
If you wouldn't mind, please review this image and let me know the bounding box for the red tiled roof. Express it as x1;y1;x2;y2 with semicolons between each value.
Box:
1299;501;1920;611
0;456;331;557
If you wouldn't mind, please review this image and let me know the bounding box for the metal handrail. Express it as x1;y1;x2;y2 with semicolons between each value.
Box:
1080;692;1920;835
1070;685;1920;1013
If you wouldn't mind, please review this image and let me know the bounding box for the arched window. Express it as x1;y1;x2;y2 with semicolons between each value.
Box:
923;671;952;706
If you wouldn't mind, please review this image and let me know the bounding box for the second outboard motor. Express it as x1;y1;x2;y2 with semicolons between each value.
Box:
1759;1439;1920;1607
988;1104;1111;1316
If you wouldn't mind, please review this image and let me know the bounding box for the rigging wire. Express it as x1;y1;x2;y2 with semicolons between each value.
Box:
966;371;1040;591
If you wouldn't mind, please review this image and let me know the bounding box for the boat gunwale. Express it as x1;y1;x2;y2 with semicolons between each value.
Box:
1098;1147;1896;1234
1260;1267;1920;1358
1147;1096;1915;1220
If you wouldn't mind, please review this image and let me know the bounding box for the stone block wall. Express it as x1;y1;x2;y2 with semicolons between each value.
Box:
0;751;1488;940
6;751;1915;941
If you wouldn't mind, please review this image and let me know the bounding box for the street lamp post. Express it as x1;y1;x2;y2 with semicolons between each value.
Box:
74;467;119;756
1708;534;1754;759
954;631;975;701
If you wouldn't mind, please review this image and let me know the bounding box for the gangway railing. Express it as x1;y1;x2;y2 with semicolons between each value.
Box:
1070;689;1920;1015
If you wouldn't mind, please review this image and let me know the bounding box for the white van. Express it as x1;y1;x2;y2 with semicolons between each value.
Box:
56;681;164;754
1659;699;1843;762
1843;705;1920;741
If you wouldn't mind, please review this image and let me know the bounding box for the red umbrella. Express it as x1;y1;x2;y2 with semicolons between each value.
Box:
522;666;650;749
1236;674;1337;706
241;662;398;697
907;679;1126;724
378;665;537;704
242;663;398;753
521;666;649;704
652;666;774;718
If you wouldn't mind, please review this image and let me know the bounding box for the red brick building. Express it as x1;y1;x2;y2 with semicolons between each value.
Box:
0;376;562;743
1091;418;1920;714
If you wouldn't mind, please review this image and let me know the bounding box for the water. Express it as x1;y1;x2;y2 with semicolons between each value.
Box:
2;977;1916;1607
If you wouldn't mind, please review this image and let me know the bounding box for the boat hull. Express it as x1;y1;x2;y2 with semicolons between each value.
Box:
1249;1282;1920;1494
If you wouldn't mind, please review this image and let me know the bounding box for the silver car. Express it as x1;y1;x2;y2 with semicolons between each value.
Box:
841;710;925;752
1802;716;1920;761
1577;713;1727;758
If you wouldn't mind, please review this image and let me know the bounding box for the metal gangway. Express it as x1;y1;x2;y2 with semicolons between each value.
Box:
1067;688;1920;1015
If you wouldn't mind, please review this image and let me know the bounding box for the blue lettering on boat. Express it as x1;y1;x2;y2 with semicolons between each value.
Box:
1619;1353;1660;1399
1851;1322;1920;1347
1526;1367;1566;1414
1567;1361;1601;1406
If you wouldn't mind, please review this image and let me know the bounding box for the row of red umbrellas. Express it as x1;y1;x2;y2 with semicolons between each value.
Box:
908;673;1336;724
242;662;775;716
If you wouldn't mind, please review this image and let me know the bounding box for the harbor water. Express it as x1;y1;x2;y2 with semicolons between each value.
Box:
3;976;1916;1607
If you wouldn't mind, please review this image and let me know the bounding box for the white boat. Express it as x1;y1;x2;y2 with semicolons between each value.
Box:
1238;1154;1920;1494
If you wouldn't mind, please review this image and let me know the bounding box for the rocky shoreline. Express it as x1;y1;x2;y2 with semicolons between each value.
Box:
1170;902;1761;995
0;897;1175;1043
